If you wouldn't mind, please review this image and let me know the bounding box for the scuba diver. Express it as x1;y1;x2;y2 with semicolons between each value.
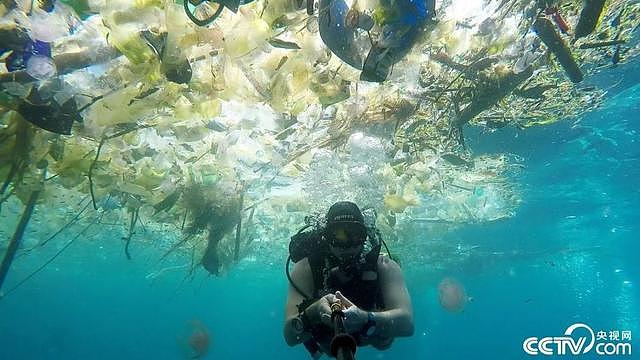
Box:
284;201;414;359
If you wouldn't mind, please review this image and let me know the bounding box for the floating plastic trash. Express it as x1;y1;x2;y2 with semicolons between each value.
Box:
59;0;95;19
574;0;606;40
318;0;434;82
184;0;255;26
0;0;636;288
26;55;57;80
29;8;70;42
533;15;583;83
544;6;570;34
5;38;53;74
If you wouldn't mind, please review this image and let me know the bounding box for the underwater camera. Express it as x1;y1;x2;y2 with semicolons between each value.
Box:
183;0;256;26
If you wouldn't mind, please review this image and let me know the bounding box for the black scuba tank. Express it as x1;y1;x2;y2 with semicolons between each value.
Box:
289;227;325;263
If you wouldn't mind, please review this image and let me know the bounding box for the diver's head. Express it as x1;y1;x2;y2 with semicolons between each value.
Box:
325;201;367;261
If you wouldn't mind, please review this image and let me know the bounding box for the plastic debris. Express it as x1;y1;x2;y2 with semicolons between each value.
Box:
25;55;57;79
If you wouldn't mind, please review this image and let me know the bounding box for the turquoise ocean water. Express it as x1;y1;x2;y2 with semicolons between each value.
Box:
1;65;639;360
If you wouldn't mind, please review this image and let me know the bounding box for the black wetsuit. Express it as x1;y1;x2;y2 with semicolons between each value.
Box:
304;244;384;355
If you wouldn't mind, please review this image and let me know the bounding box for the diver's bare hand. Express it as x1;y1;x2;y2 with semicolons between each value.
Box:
305;293;338;327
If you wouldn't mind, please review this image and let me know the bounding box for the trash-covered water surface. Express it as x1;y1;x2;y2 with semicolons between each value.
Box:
0;0;638;278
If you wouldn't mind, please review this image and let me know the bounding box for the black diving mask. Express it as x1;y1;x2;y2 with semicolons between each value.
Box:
326;222;367;249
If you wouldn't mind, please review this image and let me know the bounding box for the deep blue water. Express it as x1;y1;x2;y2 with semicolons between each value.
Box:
1;82;639;359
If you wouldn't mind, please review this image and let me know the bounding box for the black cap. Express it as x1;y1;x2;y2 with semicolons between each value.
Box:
326;201;365;226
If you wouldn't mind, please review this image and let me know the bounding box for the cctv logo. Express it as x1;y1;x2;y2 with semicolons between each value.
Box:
523;323;632;356
523;323;595;356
